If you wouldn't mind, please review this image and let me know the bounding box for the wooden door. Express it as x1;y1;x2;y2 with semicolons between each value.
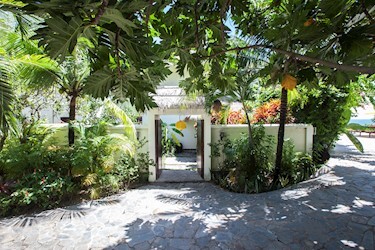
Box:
155;119;162;179
196;119;204;178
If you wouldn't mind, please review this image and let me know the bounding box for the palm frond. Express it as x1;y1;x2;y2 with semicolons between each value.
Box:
106;133;136;157
14;54;59;88
104;99;136;141
0;60;15;131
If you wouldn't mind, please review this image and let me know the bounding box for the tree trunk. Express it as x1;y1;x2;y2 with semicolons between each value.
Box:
242;101;254;148
68;94;78;146
0;131;7;152
272;87;288;188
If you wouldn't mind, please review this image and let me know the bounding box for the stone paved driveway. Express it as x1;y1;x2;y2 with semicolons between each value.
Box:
0;136;374;249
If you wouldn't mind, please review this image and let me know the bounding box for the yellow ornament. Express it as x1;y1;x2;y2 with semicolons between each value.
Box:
175;120;187;131
281;74;297;90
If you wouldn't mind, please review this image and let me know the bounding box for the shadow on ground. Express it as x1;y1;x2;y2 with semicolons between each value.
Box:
0;137;374;249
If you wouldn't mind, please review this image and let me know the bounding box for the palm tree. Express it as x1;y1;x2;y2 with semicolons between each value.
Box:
57;49;90;145
0;63;14;150
0;12;58;149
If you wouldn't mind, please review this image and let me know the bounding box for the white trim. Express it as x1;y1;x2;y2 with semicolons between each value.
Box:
147;108;211;182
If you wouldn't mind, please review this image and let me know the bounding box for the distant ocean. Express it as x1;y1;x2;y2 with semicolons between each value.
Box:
349;118;374;125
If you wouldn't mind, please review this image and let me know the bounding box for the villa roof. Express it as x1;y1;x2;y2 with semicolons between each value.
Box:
153;86;205;109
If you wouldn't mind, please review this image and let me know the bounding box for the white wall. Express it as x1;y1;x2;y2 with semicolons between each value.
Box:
160;115;197;150
159;66;188;86
210;124;314;171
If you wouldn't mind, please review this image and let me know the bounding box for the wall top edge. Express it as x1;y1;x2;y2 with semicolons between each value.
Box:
211;124;313;128
41;124;148;129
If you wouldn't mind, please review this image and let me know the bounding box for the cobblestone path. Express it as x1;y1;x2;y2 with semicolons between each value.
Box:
0;136;374;249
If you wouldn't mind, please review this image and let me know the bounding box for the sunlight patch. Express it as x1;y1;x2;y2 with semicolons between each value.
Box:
281;188;310;200
340;240;358;248
331;204;353;214
353;198;374;208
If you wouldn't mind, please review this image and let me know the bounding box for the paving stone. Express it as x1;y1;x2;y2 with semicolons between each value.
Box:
152;225;165;237
126;227;155;247
361;230;374;250
133;241;151;250
169;238;195;250
112;243;131;250
196;236;211;248
368;216;375;226
0;136;374;250
213;231;233;244
195;226;209;239
151;237;169;249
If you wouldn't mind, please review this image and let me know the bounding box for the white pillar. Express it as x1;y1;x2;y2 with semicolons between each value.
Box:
203;113;211;181
148;110;157;182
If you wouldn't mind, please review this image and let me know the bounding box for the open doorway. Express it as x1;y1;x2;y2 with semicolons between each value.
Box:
155;115;204;182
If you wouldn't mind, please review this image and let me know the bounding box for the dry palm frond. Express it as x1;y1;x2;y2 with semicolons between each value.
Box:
82;173;98;187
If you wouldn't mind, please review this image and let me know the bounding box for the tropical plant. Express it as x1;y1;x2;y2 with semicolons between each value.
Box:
210;126;275;193
252;99;294;124
2;0;171;111
0;119;56;179
70;121;135;199
161;120;184;156
278;139;317;187
226;110;246;125
79;96;140;125
292;82;362;163
0;120;75;216
153;0;374;188
0;12;58;147
0;170;75;216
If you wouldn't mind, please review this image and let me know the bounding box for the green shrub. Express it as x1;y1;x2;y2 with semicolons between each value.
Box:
211;127;318;193
70;121;152;199
278;140;317;187
0;120;150;216
211;125;274;193
292;83;360;163
0;170;75;216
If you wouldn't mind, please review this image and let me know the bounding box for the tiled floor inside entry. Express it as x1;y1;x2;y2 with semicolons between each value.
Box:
156;150;204;182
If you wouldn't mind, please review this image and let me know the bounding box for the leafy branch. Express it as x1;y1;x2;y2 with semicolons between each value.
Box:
203;44;375;74
91;0;109;25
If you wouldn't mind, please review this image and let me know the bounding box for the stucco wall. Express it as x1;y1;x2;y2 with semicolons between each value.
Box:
210;124;314;171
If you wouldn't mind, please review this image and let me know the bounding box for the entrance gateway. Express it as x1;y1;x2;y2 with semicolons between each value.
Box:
146;87;211;182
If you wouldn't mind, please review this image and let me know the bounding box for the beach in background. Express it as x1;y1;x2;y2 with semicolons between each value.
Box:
350;104;374;125
349;118;374;125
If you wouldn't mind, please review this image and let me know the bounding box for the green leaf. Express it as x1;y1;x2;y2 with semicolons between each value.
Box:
344;130;364;153
172;128;184;137
101;8;136;36
0;63;14;130
171;133;181;146
84;67;115;98
40;15;84;61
